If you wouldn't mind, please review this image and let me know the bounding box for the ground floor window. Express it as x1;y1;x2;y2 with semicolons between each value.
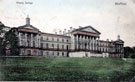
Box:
62;52;64;56
27;50;31;56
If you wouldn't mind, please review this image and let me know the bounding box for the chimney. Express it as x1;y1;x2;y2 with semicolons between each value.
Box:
26;15;30;25
64;29;66;33
68;30;70;33
70;27;73;31
59;30;62;35
117;35;120;40
55;32;57;34
106;38;109;41
79;26;82;28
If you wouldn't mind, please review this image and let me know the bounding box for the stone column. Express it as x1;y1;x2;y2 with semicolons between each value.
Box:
36;35;39;47
38;34;41;48
80;35;82;49
19;32;22;46
76;35;78;50
31;33;33;47
82;35;85;49
86;36;89;50
83;35;86;49
25;33;27;47
92;37;94;51
93;37;95;51
71;34;75;50
94;37;97;51
89;36;91;51
97;37;99;52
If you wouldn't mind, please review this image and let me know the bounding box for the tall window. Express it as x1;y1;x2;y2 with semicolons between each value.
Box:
57;44;59;49
41;43;43;48
52;44;54;48
62;45;64;49
67;39;68;42
52;38;54;41
57;52;59;56
46;37;48;41
62;52;64;56
57;38;59;42
27;50;31;56
46;43;48;48
62;39;64;42
33;50;37;56
67;45;69;50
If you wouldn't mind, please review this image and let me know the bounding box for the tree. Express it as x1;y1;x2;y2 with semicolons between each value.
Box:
124;47;135;58
0;22;4;55
4;29;19;55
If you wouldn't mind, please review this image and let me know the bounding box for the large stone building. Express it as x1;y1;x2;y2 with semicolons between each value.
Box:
7;16;124;57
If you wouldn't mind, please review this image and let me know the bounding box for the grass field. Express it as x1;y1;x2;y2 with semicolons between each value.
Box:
0;57;135;81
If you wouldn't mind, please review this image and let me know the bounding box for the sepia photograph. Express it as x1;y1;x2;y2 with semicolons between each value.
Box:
0;0;135;81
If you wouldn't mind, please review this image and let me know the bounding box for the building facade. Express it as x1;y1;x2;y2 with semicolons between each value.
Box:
9;17;124;57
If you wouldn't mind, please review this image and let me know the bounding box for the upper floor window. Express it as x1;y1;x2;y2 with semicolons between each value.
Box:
67;39;68;42
41;36;43;41
62;45;64;49
57;44;59;49
46;43;48;48
62;39;64;42
67;45;69;50
46;37;48;41
57;38;59;42
52;44;54;48
52;38;54;41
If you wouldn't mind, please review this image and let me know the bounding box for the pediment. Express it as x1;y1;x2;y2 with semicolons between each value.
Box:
18;25;39;31
74;26;100;34
82;27;98;34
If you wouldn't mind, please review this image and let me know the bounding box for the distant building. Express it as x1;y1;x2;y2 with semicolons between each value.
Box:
5;16;124;57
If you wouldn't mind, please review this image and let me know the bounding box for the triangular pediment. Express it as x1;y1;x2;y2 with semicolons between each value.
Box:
82;27;98;34
18;25;39;31
73;26;100;34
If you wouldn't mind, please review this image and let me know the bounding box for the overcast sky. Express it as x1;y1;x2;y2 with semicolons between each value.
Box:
0;0;135;47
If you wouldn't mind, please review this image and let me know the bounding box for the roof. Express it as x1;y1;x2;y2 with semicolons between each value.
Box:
114;39;124;44
72;25;101;34
41;32;70;38
18;24;40;31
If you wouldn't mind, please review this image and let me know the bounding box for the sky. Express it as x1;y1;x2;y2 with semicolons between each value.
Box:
0;0;135;47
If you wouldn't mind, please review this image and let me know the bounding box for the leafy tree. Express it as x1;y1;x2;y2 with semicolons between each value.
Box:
124;47;135;58
0;22;4;55
4;29;19;55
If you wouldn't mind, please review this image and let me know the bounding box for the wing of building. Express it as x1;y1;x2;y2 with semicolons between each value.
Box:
7;17;124;57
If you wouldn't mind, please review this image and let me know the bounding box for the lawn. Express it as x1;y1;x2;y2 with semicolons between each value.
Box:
0;57;135;82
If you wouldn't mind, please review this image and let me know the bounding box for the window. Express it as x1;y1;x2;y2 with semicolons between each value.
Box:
57;52;59;56
27;50;31;56
62;52;64;56
67;45;69;50
46;52;49;55
41;36;43;41
57;44;59;49
67;39;68;42
52;38;54;41
40;50;43;56
41;43;43;48
52;52;54;55
46;43;48;48
52;44;54;48
33;50;37;56
57;38;59;42
62;39;64;42
46;37;48;40
62;45;64;49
